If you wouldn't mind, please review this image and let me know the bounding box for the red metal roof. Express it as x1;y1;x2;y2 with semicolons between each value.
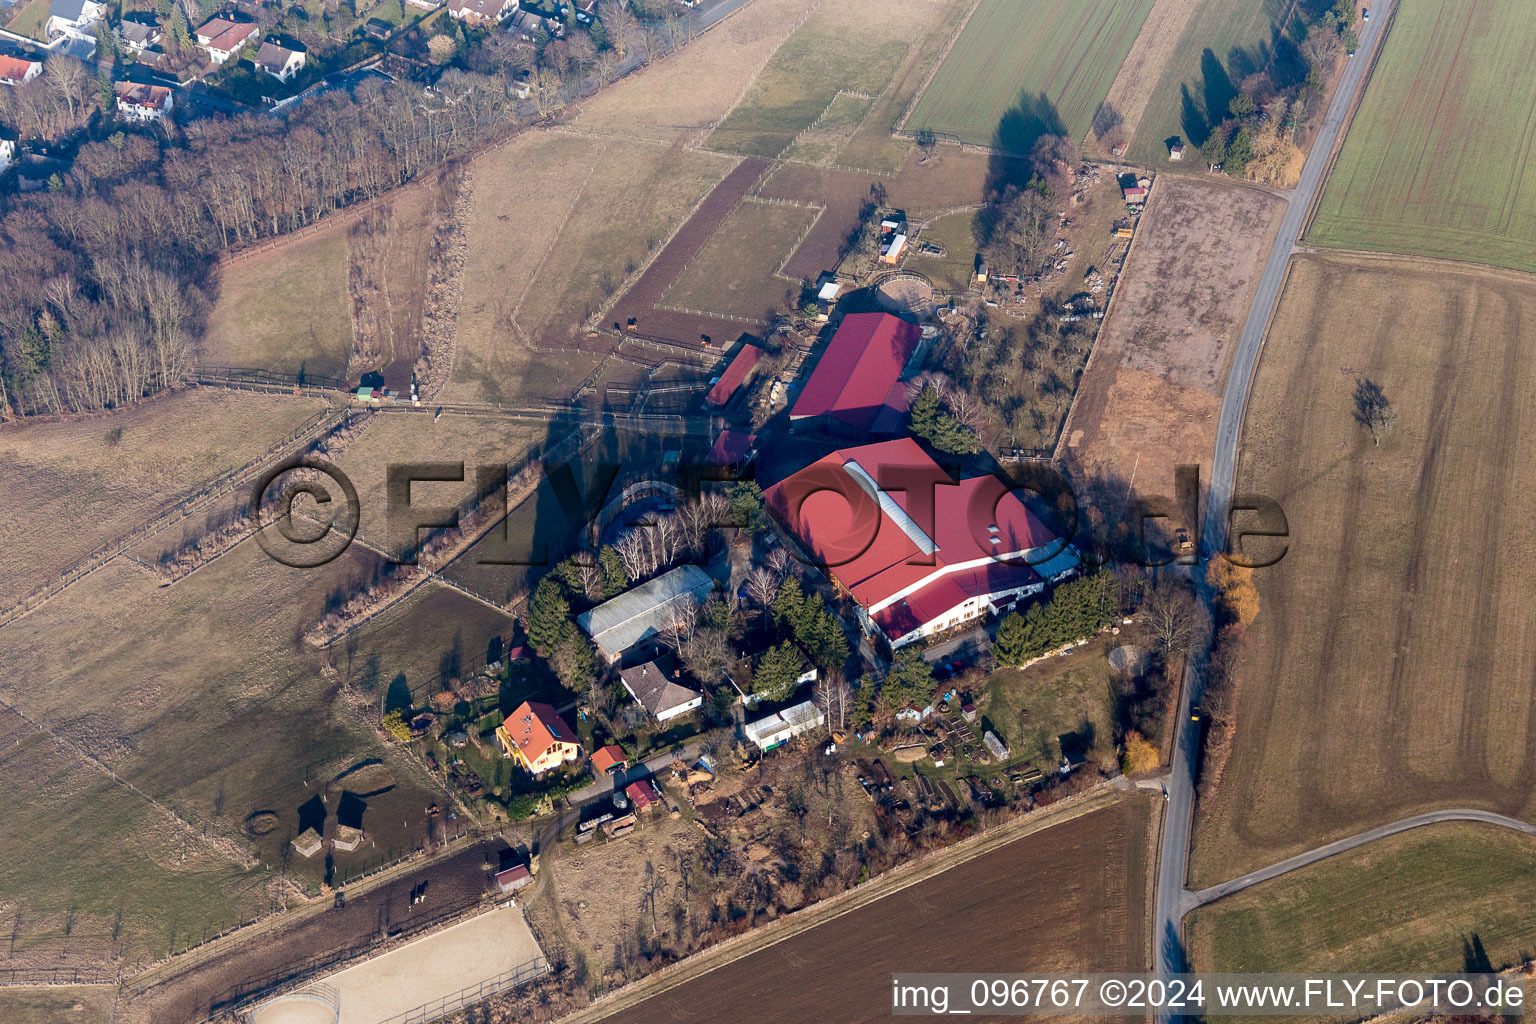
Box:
765;438;1055;620
789;313;920;432
706;344;762;406
625;778;662;810
706;429;755;466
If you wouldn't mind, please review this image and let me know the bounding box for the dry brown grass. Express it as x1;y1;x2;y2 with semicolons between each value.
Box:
1190;253;1536;885
0;985;115;1024
1090;0;1201;157
573;0;820;146
205;229;354;378
661;200;816;318
0;541;455;926
1061;178;1284;510
0;388;330;602
326;409;547;550
445;134;734;406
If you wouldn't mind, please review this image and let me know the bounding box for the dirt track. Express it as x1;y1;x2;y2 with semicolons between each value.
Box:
608;158;771;345
118;841;511;1024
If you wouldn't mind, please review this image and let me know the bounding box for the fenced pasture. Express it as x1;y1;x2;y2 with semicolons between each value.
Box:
706;0;944;159
903;0;1155;149
1306;0;1536;273
660;200;818;319
0;543;450;931
205;229;354;379
0;389;330;603
1191;254;1536;885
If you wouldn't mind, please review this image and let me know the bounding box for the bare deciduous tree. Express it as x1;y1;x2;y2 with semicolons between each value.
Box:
1352;377;1394;446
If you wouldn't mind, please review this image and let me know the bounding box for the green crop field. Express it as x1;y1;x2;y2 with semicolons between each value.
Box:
1188;823;1536;976
904;0;1154;150
1128;0;1318;165
1306;0;1536;272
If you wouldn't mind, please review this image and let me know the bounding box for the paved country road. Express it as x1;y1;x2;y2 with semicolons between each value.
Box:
1185;809;1536;913
1153;0;1398;1010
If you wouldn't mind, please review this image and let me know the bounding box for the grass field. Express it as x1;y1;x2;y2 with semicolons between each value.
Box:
0;985;114;1024
602;797;1154;1023
1306;0;1536;272
1189;823;1536;974
904;0;1155;149
907;210;980;294
573;0;820;146
706;0;940;159
1127;0;1321;165
325;409;546;550
0;708;268;967
2;0;50;39
1190;253;1536;885
982;634;1122;772
446;133;732;405
0;539;461;957
0;389;330;603
205;230;353;379
660;199;815;319
781;90;875;167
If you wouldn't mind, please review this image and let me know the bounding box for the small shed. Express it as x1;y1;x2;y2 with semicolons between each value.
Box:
291;828;322;858
626;778;663;812
332;824;364;852
495;864;533;893
1168;141;1186;161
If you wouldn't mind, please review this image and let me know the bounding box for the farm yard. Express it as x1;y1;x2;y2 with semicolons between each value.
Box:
1125;0;1321;165
1305;0;1536;273
903;0;1155;149
1190;253;1536;885
1060;178;1285;517
596;797;1154;1024
0;388;331;604
660;200;816;321
705;0;945;160
1187;823;1536;976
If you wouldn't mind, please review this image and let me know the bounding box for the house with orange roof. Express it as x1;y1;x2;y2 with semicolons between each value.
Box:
495;701;581;776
